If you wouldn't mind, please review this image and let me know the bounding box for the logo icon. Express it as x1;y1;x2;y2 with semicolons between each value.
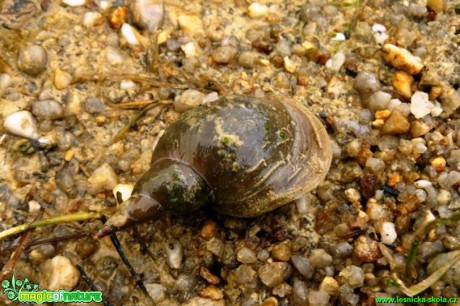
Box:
2;275;39;301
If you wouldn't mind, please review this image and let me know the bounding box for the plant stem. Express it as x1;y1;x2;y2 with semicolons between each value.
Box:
0;213;102;241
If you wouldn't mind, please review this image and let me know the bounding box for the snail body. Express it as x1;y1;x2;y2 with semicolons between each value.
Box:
99;95;332;235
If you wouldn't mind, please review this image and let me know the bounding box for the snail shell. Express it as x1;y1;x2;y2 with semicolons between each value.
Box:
99;95;332;234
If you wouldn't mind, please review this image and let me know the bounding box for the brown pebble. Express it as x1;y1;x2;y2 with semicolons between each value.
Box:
381;109;410;135
252;36;273;54
262;297;278;306
212;45;238;64
410;119;432;137
392;70;414;99
353;235;381;262
359;173;377;200
397;194;420;215
200;220;218;240
109;7;128;29
270;242;291;262
356;146;373;166
200;266;221;285
197;285;224;300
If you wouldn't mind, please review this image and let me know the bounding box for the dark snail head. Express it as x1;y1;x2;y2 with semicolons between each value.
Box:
97;95;332;238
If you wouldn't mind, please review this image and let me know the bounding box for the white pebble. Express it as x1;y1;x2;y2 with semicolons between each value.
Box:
164;240;183;269
4;111;39;139
45;256;79;291
28;200;41;213
63;0;86;6
82;12;102;26
247;3;268;18
380;222;397;245
372;24;389;46
0;73;11;90
411;138;427;153
203;92;219;104
414;189;427;202
121;23;139;46
120;80;137;90
174;89;205;113
180;42;197;58
106;46;124;65
414;179;433;188
295;194;309;214
146;284;166;303
113;183;134;204
431;101;443;117
344;188;360;203
387;98;402;110
437;189;451;205
332;33;346;41
284;56;297;73
411;91;434;119
325;52;345;72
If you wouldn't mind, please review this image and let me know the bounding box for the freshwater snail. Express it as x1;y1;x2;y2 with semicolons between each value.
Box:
97;95;332;237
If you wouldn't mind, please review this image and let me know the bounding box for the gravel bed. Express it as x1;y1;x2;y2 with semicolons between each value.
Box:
0;0;459;305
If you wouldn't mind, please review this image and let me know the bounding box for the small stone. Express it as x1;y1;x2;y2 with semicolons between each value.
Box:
271;242;291;262
17;44;48;76
121;23;140;46
261;297;278;306
120;80;137;90
146;283;165;304
411;91;434;119
368;91;392;112
354;72;381;97
181;42;197;58
32;100;64;120
382;44;424;75
392;70;414;99
164;240;183;269
319;276;339;296
379;222;397;245
174;89;205;113
339;265;365;288
344;188;361;203
178;15;204;36
437;189;451;206
283;56;297;73
371;24;388;46
212;45;238;64
200;266;220;285
109;6;128;29
4;110;39;139
237;247;258;264
309;249;333;269
62;0;85;6
365;157;385;173
87;163;118;195
353;235;381;262
233;264;257;285
374;109;391;120
238;51;259;69
112;183;133;204
431;157;446;172
410;119;431;137
131;0;164;31
308;290;330;306
427;0;444;13
325;52;345;72
258;262;292;287
291;255;314;279
54;68;73;89
82;12;103;26
200;220;218;240
381;109;410;135
42;255;79;291
247;3;268;18
197;285;223;300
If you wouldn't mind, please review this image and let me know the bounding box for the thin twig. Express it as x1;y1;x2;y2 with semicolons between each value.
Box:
76;264;114;306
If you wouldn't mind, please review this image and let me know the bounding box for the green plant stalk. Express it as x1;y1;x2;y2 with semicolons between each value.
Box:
0;213;102;241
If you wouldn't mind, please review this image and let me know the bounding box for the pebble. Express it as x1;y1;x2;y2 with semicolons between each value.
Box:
339;284;359;305
174;89;205;113
198;285;224;300
17;44;48;76
164;240;183;269
379;222;397;245
365;157;385;173
238;51;259;69
199;266;220;285
339;265;364;288
146;283;165;304
42;255;79;291
271;242;291;262
4;110;39;139
325;52;345;72
319;276;339;296
353;235;381;262
258;262;292;287
84;97;106;114
236;247;258;264
82;12;103;27
291;254;314;279
344;188;361;203
178;15;204;36
371;24;388;46
309;249;333;269
437;189;451;205
247;3;268;19
199;220;218;240
381;109;410;135
382;44;424;75
233;264;256;285
181;42;197;58
427;0;444;13
293;279;308;304
62;0;85;6
392;70;413;99
308;290;330;306
112;183;133;204
354;72;381;97
54;68;73;89
0;73;11;90
333;241;353;258
283;56;297;73
410;119;431;137
410;91;434;119
108;7;128;29
212;45;238;64
131;0;164;31
369;90;391;111
32;100;64;120
121;23;140;46
87;163;118;195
